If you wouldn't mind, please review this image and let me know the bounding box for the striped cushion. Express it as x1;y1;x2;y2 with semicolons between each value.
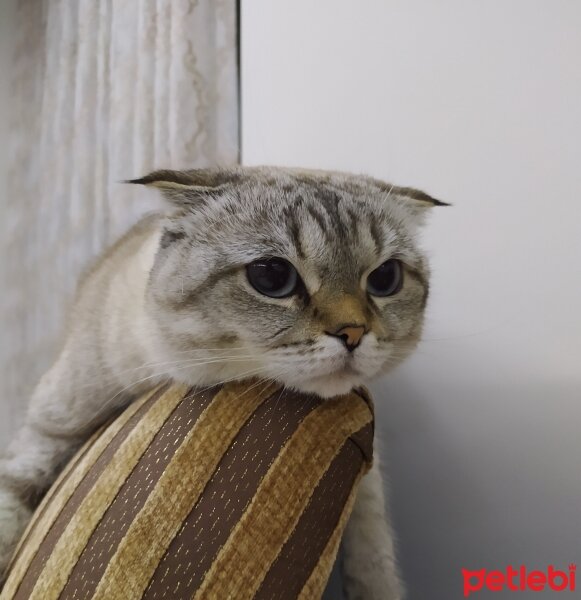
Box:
3;380;374;600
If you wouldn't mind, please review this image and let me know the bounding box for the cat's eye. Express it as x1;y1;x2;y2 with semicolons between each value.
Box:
366;259;403;297
246;258;299;298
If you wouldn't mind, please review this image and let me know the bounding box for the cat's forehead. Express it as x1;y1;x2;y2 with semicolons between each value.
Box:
198;173;421;273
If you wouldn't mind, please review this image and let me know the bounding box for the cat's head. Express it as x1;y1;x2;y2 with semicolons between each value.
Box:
134;167;446;397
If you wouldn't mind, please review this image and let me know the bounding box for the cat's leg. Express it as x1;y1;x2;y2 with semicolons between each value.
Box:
343;453;403;600
0;348;128;577
0;422;75;576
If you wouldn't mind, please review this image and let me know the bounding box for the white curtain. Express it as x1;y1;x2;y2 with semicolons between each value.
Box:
0;0;239;443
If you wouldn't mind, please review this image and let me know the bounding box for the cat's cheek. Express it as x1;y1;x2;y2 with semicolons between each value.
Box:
352;357;387;379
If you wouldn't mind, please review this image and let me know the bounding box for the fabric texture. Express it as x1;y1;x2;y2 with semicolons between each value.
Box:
0;0;239;444
2;381;374;600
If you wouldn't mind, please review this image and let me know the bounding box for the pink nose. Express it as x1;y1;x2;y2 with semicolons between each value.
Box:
329;325;366;352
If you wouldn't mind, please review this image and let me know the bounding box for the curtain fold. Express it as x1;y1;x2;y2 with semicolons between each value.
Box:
0;0;239;443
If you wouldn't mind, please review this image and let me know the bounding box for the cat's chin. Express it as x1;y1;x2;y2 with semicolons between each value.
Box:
287;371;364;399
167;362;366;399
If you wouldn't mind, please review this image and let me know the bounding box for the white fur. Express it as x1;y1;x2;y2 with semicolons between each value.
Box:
0;489;31;574
344;454;403;599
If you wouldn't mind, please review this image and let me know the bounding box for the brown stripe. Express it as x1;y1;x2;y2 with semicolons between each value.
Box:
7;421;107;572
26;384;187;600
194;392;372;599
59;385;219;600
298;471;364;600
347;422;374;469
142;388;322;599
7;384;169;600
353;386;374;414
90;380;279;600
255;437;364;599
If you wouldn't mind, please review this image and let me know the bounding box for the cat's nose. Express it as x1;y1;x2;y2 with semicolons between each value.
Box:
328;325;366;352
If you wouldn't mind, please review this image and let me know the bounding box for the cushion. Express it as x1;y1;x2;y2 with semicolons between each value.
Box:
3;380;373;600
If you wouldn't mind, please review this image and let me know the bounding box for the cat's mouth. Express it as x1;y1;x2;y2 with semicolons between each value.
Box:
325;350;368;379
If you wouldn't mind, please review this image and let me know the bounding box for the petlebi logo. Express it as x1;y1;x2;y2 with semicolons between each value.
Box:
462;565;577;597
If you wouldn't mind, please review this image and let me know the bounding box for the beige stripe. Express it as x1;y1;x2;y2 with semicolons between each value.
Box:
194;393;372;600
26;384;188;600
2;385;164;599
91;380;279;600
298;471;364;600
7;422;106;573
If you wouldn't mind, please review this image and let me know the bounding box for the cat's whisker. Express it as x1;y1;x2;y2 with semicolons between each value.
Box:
73;374;173;433
65;361;265;401
146;346;254;356
115;355;262;376
108;358;262;395
74;362;266;434
77;360;268;432
72;356;266;390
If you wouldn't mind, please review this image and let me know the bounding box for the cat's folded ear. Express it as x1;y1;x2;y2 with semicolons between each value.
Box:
126;169;241;206
371;179;450;224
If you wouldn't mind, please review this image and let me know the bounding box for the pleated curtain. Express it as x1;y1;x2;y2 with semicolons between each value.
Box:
0;0;239;444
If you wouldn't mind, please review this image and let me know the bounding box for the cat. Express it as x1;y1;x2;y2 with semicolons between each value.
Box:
0;166;446;598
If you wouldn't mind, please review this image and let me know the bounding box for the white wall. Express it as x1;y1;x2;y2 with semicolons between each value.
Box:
242;1;581;597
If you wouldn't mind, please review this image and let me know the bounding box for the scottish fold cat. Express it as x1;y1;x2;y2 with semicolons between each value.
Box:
0;167;446;598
